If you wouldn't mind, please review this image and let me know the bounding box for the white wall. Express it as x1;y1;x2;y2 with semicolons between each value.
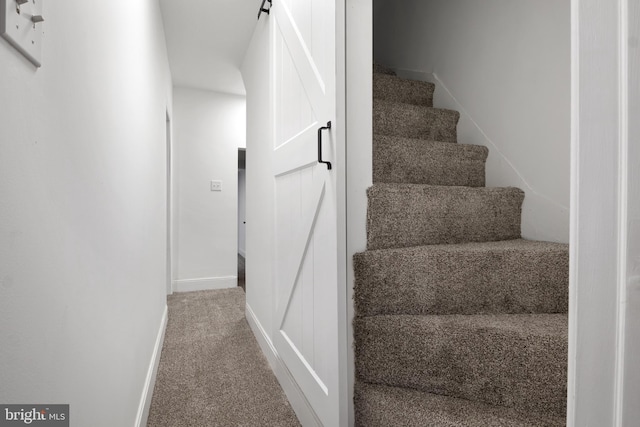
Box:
568;0;640;424
238;168;246;257
624;0;640;420
346;0;373;425
172;87;245;292
0;1;172;426
374;0;571;243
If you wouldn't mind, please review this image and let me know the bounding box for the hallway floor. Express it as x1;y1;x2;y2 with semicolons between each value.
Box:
147;288;300;426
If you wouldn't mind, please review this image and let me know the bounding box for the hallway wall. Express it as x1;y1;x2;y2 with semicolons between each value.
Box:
0;1;172;426
172;87;245;291
374;0;571;243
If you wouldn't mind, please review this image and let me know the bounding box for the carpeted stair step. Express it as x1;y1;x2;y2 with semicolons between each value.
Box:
354;382;566;427
373;73;435;107
354;239;569;316
367;183;523;250
373;63;396;75
354;313;567;417
373;134;487;186
373;99;459;142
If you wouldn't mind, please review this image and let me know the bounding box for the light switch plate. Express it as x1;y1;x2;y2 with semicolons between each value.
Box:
210;180;222;192
0;0;44;67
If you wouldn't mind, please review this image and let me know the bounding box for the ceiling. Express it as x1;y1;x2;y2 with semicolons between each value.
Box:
159;0;259;96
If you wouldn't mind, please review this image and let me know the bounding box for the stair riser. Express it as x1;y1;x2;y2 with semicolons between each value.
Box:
373;100;459;142
354;241;569;316
373;74;435;107
373;135;487;186
367;185;524;250
354;315;568;417
373;63;396;75
355;382;566;427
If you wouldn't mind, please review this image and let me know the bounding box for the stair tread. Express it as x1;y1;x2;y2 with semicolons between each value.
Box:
361;237;568;256
355;239;569;316
355;382;566;427
355;313;567;416
373;99;460;142
373;73;435;107
374;99;458;115
367;184;524;250
373;134;488;186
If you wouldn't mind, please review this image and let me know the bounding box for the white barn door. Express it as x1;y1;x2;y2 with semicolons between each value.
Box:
269;0;342;425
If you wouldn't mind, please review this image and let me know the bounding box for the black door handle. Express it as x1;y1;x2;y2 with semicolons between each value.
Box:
318;121;332;170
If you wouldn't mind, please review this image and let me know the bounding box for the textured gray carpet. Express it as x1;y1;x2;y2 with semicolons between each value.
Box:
366;184;524;250
354;383;566;427
147;289;300;427
373;99;460;142
373;134;488;187
355;314;568;416
353;64;569;425
373;73;435;106
354;239;569;316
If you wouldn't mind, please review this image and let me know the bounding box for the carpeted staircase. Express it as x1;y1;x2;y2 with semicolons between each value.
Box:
353;65;569;426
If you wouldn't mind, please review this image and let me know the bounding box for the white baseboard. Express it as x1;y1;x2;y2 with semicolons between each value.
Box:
245;303;322;427
135;304;168;427
174;276;237;293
